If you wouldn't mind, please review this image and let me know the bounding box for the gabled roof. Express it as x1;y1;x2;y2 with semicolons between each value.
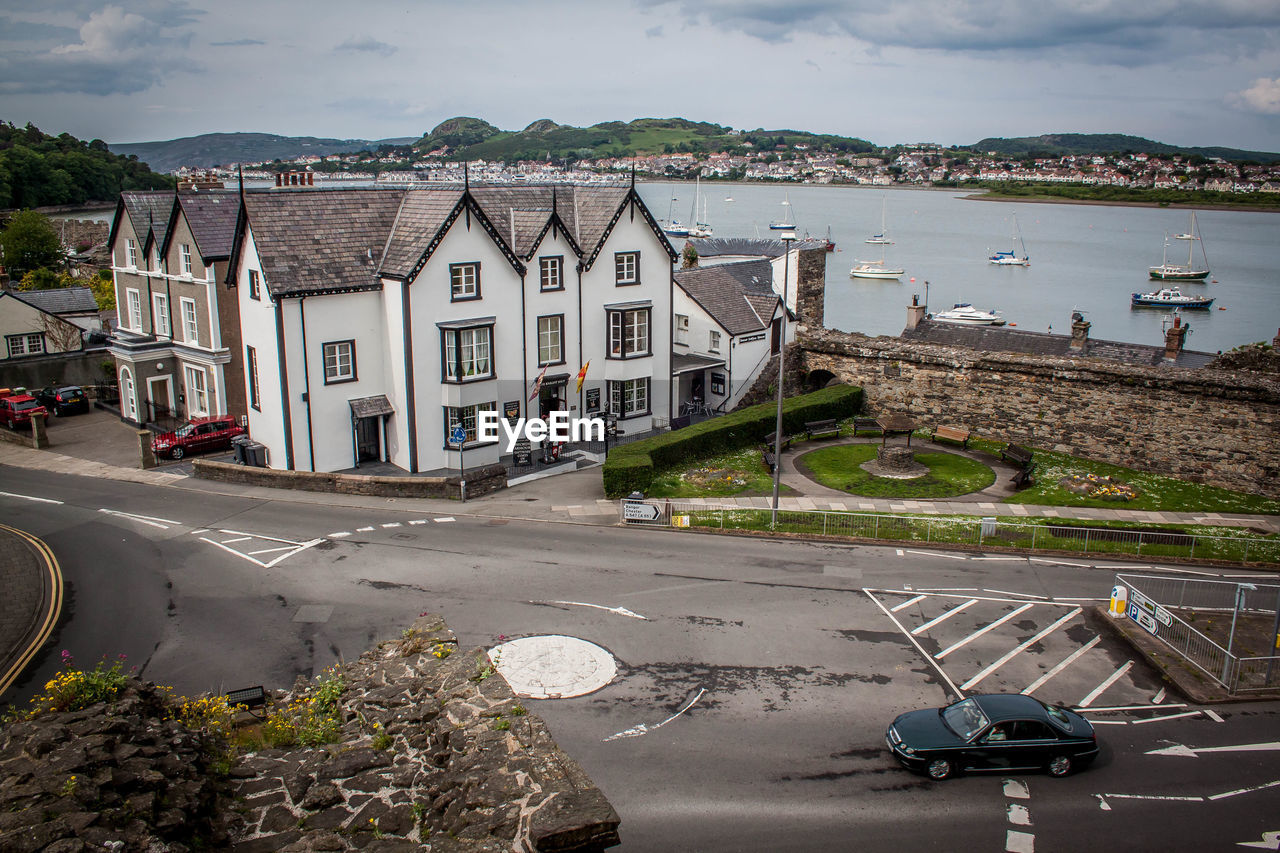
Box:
111;191;175;252
12;286;99;315
901;318;1216;369
379;186;467;279
675;259;779;336
171;189;240;261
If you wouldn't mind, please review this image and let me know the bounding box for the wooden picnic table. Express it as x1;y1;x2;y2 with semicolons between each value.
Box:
876;414;918;446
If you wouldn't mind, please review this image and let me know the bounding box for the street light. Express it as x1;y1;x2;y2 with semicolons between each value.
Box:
771;230;797;527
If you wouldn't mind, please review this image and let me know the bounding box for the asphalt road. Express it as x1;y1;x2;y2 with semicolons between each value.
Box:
1;464;1277;852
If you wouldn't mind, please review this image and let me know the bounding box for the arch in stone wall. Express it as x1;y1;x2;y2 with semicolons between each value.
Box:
803;369;839;392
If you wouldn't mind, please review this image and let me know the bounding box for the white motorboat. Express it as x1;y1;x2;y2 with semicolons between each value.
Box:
849;259;904;279
931;303;1005;325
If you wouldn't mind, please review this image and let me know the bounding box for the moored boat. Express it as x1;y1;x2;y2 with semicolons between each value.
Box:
1130;287;1214;309
989;212;1030;266
1149;212;1209;280
769;193;795;230
932;303;1005;325
850;259;904;279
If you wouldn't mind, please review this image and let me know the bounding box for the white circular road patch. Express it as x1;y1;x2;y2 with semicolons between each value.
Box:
491;635;617;699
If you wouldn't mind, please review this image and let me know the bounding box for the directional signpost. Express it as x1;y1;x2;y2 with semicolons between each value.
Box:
622;501;661;523
452;424;468;502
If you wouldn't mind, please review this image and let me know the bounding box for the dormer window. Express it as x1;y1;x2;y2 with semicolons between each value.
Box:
126;238;138;268
450;263;480;301
180;243;192;276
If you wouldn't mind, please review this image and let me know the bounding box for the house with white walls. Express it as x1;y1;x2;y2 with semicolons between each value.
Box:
228;181;676;474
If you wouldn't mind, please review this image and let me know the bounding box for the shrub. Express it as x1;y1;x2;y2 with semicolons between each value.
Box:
26;655;128;716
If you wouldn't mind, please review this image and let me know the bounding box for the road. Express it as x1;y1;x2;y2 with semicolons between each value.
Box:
1;464;1277;852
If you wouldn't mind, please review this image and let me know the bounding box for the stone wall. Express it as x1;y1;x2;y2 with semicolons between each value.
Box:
192;460;508;501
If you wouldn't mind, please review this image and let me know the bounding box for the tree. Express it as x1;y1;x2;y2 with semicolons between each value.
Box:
681;245;698;270
1;210;64;277
91;269;116;311
18;267;77;290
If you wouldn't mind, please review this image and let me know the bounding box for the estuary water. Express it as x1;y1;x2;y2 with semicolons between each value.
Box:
637;182;1280;355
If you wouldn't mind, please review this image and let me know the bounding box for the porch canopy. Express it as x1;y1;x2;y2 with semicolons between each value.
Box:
671;352;725;375
349;394;394;419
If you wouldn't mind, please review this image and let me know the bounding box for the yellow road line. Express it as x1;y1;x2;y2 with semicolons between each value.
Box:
0;524;64;696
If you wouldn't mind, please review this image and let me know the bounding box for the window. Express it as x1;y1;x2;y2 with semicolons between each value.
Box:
152;248;162;271
6;333;44;357
249;269;261;301
125;238;138;269
607;308;650;359
126;289;142;331
614;251;639;285
674;314;689;345
180;243;192;276
323;339;356;384
709;330;722;353
539;256;563;291
537;315;563;366
153;294;171;337
444;402;497;445
180;297;198;344
183;365;209;416
442;326;493;381
710;372;725;396
246;345;260;410
608;378;649;418
450;262;480;301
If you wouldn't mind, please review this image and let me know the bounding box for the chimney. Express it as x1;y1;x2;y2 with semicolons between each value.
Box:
906;293;927;330
1069;311;1090;352
1272;328;1280;349
1164;314;1189;361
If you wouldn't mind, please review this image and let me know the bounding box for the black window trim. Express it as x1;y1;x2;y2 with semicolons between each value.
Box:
607;377;652;420
249;268;261;301
246;344;261;410
440;322;496;384
441;401;501;449
537;312;566;367
539;255;565;292
449;261;482;302
614;250;640;286
605;306;652;360
322;338;357;385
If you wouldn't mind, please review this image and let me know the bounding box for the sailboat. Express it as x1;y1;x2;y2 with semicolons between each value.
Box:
989;212;1030;266
1149;212;1209;281
865;197;894;244
663;189;689;238
769;193;795;230
687;177;713;238
850;199;903;278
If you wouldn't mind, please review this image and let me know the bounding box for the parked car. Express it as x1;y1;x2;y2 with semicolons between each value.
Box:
886;693;1098;780
0;394;49;430
34;384;90;417
151;415;244;460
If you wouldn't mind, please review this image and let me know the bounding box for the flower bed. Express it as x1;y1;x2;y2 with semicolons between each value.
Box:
1060;473;1138;501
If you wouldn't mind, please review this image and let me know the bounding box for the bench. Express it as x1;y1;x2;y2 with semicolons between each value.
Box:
763;432;792;452
1001;444;1033;467
1011;462;1037;489
804;419;840;440
931;425;971;449
852;417;883;436
760;446;776;473
225;685;268;709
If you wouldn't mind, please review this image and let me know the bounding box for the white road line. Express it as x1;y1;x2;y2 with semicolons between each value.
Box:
1007;803;1031;826
190;528;208;534
604;687;705;741
911;599;978;635
864;589;964;698
1021;637;1101;696
1078;703;1187;712
1029;557;1093;568
409;520;428;525
936;604;1035;659
1152;687;1167;704
1099;793;1204;803
961;609;1081;691
329;532;351;538
1078;660;1135;708
381;522;402;528
0;491;63;504
905;549;969;560
357;526;374;532
896;549;904;556
544;601;648;620
218;528;303;544
220;536;252;544
984;588;1050;600
1006;830;1035;853
1084;720;1130;725
891;594;927;612
1053;597;1106;602
1131;711;1201;725
1203;709;1224;723
248;545;295;556
865;588;1078;608
1207;779;1280;801
1003;779;1030;799
99;508;179;529
916;587;979;592
434;517;455;523
972;556;1023;561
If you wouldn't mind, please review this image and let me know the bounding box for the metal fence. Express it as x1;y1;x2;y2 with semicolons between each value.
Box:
619;500;1280;566
1115;573;1280;693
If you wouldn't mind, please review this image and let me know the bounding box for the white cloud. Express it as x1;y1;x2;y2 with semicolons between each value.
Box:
1236;77;1280;114
334;35;396;57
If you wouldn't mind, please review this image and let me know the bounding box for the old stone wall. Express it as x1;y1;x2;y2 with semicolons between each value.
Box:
192;460;507;500
799;327;1280;498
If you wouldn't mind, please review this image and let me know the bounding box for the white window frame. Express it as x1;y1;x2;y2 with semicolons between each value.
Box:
120;367;137;421
246;345;260;410
450;262;480;301
608;308;650;359
126;238;138;269
6;333;44;357
614;251;639;285
249;269;261;301
152;293;171;337
183;364;209;417
323;340;356;384
675;314;689;345
445;401;497;446
126;288;142;331
537;315;563;366
539;256;563;291
443;326;493;382
709;330;722;353
179;243;192;276
180;297;199;344
608;377;650;418
152;247;162;272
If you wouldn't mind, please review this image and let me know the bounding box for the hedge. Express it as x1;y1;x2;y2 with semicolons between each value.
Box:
602;384;864;498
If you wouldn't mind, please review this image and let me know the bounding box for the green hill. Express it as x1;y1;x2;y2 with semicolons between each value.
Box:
108;132;419;172
970;133;1280;163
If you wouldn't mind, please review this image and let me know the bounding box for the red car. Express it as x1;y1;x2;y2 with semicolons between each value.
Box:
151;415;244;460
1;394;48;430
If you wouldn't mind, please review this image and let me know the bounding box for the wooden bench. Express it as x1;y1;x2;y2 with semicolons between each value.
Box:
1011;462;1037;489
931;425;971;449
1001;444;1033;467
760;446;776;473
852;417;883;436
763;432;792;452
804;419;840;440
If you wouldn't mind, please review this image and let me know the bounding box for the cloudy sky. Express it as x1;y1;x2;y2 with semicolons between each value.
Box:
1;0;1278;152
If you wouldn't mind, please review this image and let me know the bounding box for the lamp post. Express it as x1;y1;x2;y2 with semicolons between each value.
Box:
771;230;796;527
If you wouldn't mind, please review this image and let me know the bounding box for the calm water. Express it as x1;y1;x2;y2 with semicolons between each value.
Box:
638;182;1280;355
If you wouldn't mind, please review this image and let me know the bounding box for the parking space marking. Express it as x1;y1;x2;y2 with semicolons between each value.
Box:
199;529;324;569
935;603;1034;659
864;590;964;697
1203;709;1224;723
904;549;968;560
1021;636;1101;696
910;599;977;635
1130;711;1201;725
1077;660;1134;707
985;588;1050;600
891;594;927;612
98;508;180;529
960;609;1081;691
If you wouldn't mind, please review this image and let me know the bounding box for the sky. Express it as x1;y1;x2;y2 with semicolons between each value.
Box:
1;0;1278;153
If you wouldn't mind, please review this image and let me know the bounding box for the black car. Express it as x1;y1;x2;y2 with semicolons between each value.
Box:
35;385;90;416
886;693;1098;780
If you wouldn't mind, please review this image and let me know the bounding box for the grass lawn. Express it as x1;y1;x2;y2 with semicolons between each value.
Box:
1002;447;1280;515
643;445;795;499
797;444;996;499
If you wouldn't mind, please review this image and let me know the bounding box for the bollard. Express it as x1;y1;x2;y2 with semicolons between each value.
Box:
138;429;157;469
30;412;49;449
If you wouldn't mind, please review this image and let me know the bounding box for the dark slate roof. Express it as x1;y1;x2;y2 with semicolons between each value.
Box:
244;188;407;297
349;394;395;418
901;318;1216;369
379;187;466;278
121;191;175;247
15;286;99;315
672;352;726;374
675;259;778;335
467;184;632;260
687;236;827;259
177;189;239;260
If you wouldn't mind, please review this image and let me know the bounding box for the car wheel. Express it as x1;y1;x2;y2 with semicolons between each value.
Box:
1047;755;1072;777
171;446;185;460
926;758;954;781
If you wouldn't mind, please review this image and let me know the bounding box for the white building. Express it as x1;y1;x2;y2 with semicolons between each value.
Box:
229;182;676;473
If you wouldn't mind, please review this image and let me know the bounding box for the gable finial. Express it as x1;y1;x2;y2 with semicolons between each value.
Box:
463;161;469;190
630;163;636;188
237;165;244;199
552;184;557;213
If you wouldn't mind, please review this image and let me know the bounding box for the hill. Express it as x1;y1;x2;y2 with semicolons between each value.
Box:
108;132;418;172
970;133;1280;163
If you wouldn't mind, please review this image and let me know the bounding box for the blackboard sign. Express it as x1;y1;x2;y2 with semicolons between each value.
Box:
585;388;601;413
513;438;533;466
504;400;521;425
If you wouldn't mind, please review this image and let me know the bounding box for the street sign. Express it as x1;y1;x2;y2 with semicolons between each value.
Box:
1128;602;1158;635
622;502;661;522
450;425;467;446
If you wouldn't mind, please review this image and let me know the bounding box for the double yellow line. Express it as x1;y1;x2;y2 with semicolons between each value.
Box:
0;524;64;696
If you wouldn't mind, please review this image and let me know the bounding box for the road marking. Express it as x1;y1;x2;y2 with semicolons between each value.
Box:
936;603;1035;658
972;556;1022;561
409;519;429;525
1022;637;1101;695
1146;741;1280;758
1003;779;1030;799
960;609;1081;691
544;601;648;620
1077;660;1135;707
381;522;402;528
984;588;1050;600
910;599;977;635
199;532;324;569
1098;793;1204;803
905;549;968;560
357;526;375;532
0;525;63;696
1152;687;1167;704
891;594;927;612
1209;779;1280;800
916;587;979;592
865;589;964;698
1029;557;1093;568
99;508;180;529
1078;703;1187;712
248;545;296;556
434;517;455;523
896;549;904;556
1203;709;1224;723
605;688;704;741
329;531;351;538
0;491;64;505
220;536;252;543
1006;830;1035;853
1007;804;1031;825
869;588;1078;608
1084;720;1130;725
1238;830;1280;849
1131;711;1201;725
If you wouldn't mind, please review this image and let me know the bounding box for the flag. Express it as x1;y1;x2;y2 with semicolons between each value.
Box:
575;360;590;393
528;365;547;401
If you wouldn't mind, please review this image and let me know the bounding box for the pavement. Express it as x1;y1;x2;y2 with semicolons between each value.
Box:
2;409;1278;704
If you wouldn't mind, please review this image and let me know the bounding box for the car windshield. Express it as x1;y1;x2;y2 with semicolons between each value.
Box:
941;698;990;741
1040;701;1073;730
174;424;196;437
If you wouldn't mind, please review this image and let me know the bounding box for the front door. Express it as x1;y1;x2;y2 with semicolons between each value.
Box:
355;416;380;462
